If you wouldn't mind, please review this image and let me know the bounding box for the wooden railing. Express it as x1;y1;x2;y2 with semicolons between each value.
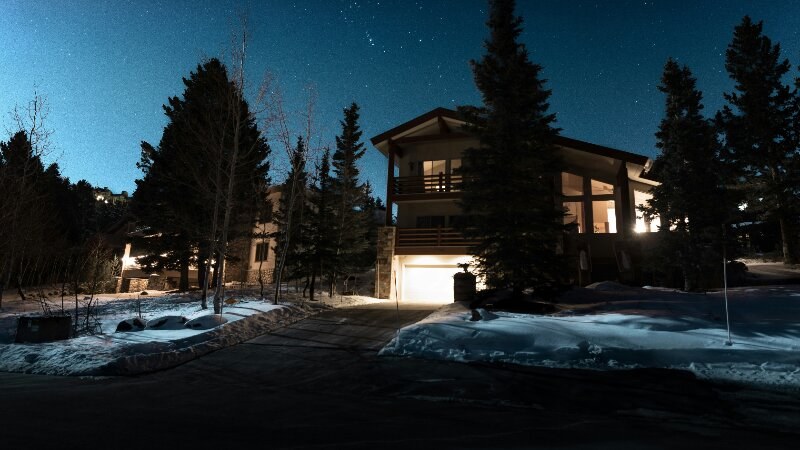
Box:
393;174;462;195
396;227;478;248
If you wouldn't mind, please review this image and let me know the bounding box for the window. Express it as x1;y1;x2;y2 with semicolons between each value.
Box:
561;173;618;234
563;201;585;233
592;200;617;233
416;216;446;228
409;159;462;192
591;179;614;196
423;160;447;176
562;172;584;196
254;242;269;262
634;190;661;233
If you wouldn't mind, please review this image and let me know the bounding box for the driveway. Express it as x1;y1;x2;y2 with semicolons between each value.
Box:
0;301;798;449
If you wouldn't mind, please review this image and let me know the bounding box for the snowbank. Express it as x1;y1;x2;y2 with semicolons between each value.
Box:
0;297;322;376
381;285;800;391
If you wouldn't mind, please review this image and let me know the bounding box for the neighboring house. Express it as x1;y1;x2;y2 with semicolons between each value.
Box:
93;187;130;204
372;107;660;303
225;187;281;285
116;188;282;293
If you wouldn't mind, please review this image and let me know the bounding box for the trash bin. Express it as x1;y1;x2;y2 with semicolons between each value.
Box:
453;267;477;303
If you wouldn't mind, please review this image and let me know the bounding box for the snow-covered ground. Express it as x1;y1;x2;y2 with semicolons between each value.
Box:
381;283;800;391
0;289;376;376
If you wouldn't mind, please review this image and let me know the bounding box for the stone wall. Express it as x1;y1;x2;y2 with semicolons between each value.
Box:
243;268;275;285
375;226;396;299
126;278;149;293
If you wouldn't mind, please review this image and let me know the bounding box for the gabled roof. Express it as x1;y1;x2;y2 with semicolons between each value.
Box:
370;107;652;168
370;107;462;146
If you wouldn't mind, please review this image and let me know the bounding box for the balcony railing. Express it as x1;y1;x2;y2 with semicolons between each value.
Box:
393;174;462;195
396;227;478;248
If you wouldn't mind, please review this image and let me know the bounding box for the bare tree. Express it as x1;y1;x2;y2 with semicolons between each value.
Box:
0;93;56;308
266;82;322;304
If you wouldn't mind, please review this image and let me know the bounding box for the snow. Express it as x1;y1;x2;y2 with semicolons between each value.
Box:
0;293;325;376
380;284;800;391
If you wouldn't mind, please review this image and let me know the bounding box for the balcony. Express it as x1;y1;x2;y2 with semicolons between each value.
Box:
395;227;478;254
392;174;463;196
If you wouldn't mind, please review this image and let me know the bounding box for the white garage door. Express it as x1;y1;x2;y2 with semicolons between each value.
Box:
402;266;460;302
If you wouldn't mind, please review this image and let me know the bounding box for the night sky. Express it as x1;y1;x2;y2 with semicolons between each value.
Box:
2;0;800;200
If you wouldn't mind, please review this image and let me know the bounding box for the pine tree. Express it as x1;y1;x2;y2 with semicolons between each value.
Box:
457;0;568;299
305;148;336;301
132;58;270;302
273;137;310;295
643;59;727;290
717;16;800;264
330;103;372;292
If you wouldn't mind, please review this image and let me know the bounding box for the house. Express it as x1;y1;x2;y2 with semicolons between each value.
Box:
116;188;282;293
93;187;129;204
224;187;282;286
372;107;660;303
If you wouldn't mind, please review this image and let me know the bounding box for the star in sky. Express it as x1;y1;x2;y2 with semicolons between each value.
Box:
1;0;799;201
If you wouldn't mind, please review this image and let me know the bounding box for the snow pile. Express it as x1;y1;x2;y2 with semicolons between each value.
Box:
381;286;800;390
0;296;322;376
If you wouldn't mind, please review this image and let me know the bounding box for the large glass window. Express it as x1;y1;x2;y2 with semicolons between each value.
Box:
634;190;661;233
423;160;447;176
561;173;617;234
591;179;614;196
563;201;585;233
592;200;617;233
562;172;583;196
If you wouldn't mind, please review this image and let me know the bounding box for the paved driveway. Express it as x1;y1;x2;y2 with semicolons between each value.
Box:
0;301;798;449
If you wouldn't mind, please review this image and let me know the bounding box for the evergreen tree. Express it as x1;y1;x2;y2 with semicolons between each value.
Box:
132;58;270;302
717;16;800;264
273;137;310;291
330;103;372;291
305;148;336;300
643;59;727;290
457;0;568;299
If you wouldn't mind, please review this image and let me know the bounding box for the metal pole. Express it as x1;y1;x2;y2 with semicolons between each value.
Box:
722;225;732;346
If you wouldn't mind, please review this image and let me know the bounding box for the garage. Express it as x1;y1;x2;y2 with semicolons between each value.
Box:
401;265;461;302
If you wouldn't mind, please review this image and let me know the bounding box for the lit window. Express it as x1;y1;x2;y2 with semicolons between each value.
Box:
423;160;447;176
563;201;585;233
592;200;617;233
591;179;614;196
450;159;461;174
562;172;583;196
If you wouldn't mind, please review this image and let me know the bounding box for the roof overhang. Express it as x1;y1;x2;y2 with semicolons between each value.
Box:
370;107;656;181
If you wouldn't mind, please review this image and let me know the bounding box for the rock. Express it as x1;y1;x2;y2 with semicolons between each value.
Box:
146;315;188;330
184;315;228;330
115;317;146;332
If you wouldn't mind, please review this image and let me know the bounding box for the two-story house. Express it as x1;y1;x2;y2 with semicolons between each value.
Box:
372;107;659;303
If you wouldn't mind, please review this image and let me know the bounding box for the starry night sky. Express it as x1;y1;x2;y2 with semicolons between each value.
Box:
2;0;800;200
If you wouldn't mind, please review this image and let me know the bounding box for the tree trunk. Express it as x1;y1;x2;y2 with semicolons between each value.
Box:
779;217;799;265
211;253;220;292
197;256;207;294
179;252;190;292
309;267;316;302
